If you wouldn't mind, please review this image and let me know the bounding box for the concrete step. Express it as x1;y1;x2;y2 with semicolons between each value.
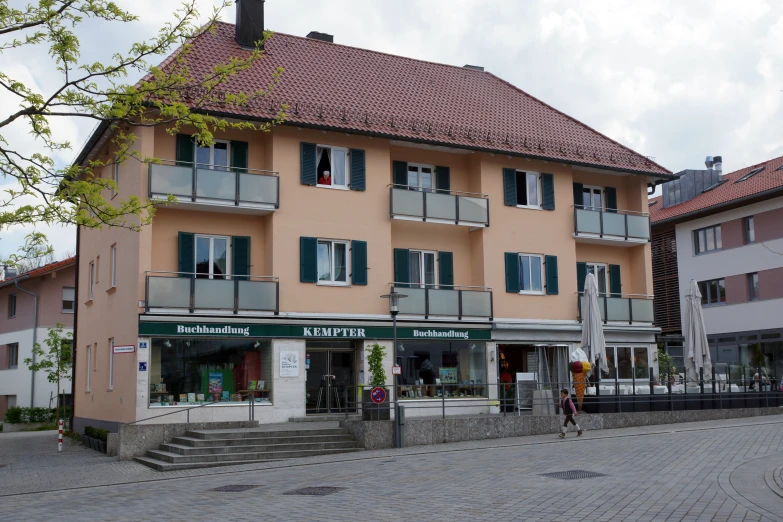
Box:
134;456;281;472
146;447;363;464
290;415;361;422
159;440;361;455
172;433;356;447
184;427;348;440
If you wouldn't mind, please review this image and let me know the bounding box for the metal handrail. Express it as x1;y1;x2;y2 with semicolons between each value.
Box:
388;183;488;198
146;270;278;282
572;204;650;217
125;391;258;426
390;282;492;291
578;291;654;299
151;158;279;176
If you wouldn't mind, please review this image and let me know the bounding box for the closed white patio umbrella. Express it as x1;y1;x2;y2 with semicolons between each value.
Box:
684;279;712;383
582;273;608;374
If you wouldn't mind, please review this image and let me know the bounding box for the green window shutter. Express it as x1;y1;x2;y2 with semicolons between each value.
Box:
576;262;587;292
436;166;451;193
175;134;194;167
393;248;410;287
609;264;622;297
349;149;366;191
573;183;584;207
545;255;559;295
438;251;454;288
605;187;617;213
178;232;195;277
230;141;249;172
502;168;517;206
504;252;520;293
231;236;250;281
541;173;555;210
300;142;317;186
299;237;318;283
351;240;368;285
393;161;408;188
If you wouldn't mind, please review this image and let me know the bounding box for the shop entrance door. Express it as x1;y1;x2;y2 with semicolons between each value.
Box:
305;350;356;415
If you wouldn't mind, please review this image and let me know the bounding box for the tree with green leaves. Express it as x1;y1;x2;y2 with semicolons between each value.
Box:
24;323;73;421
1;0;286;266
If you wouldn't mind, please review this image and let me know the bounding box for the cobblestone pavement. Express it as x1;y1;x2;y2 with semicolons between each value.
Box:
2;416;783;521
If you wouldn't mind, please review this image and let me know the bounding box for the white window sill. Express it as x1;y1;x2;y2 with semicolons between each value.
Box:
316;184;350;191
516;205;543;211
518;290;545;296
317;281;351;287
61;310;75;314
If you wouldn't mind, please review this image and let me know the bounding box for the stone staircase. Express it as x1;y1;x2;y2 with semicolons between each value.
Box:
134;422;363;471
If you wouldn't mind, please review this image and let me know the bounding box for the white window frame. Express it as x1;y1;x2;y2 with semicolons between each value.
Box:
88;262;95;300
108;338;114;390
581;185;604;210
8;343;18;369
409;250;438;289
316;239;351;286
194;235;231;279
195;139;231;170
406;163;435;192
110;244;117;288
316;144;350;189
86;346;92;392
112;154;119;197
515;170;542;209
601;346;650;382
518;253;545;295
62;287;75;313
586;262;609;294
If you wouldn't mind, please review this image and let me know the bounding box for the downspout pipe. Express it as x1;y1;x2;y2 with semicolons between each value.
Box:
15;280;39;408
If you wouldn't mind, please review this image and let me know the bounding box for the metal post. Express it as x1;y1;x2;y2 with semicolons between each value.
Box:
442;384;446;419
58;419;63;453
392;313;400;449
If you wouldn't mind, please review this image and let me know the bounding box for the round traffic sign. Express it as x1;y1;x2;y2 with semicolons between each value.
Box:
370;387;387;404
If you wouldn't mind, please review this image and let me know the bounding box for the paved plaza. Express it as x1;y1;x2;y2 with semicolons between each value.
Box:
1;416;783;521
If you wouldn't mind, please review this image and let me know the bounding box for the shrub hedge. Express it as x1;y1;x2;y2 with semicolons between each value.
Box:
3;406;72;424
84;426;109;442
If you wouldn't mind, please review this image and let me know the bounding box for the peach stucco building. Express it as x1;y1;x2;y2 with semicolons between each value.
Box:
72;1;674;431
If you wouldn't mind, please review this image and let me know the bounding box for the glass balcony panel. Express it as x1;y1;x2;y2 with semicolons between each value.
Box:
462;291;492;317
428;289;460;316
394;286;426;315
606;296;630;321
603;212;626;236
627;214;650;239
147;277;191;308
631;298;654;322
239;174;278;205
391;189;424;218
458;197;488;224
196;168;235;201
194;279;234;309
150;164;193;197
425;192;457;221
575;208;601;234
238;280;277;311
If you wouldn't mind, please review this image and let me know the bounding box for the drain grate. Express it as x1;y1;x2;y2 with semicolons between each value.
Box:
540;470;607;481
209;484;262;492
284;486;346;496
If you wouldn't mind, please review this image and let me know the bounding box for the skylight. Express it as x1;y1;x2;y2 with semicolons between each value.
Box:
703;179;728;192
735;166;765;183
648;200;658;207
775;165;783;172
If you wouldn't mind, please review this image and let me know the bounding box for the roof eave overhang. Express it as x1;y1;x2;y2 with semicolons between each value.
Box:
0;274;31;290
651;186;783;228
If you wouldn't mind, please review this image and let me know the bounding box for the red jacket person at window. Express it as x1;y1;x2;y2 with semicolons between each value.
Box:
318;170;332;185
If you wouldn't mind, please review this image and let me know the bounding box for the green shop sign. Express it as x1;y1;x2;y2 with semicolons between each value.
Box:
138;322;491;341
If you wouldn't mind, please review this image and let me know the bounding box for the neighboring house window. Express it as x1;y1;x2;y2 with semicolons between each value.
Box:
601;346;649;381
518;254;544;294
111;244;117;288
694;225;722;254
317;240;349;285
195;140;230;171
8;343;19;369
86;345;92;392
88;262;95;300
748;273;759;301
195;235;230;279
515;170;540;208
581;186;603;210
112;155;119;196
108;338;114;390
744;216;755;244
586;262;609;294
62;287;75;313
698;278;725;306
8;294;16;318
409;250;437;288
407;163;434;192
316;145;348;188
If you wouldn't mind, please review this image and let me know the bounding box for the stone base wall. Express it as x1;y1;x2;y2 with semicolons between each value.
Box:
1;422;52;433
341;407;783;450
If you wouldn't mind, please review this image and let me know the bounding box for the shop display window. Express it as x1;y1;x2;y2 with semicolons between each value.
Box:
396;341;487;399
149;338;272;407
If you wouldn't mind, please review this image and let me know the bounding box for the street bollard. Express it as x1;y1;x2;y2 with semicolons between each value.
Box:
58;419;63;453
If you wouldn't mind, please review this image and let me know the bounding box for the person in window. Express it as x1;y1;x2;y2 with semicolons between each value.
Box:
318;170;332;185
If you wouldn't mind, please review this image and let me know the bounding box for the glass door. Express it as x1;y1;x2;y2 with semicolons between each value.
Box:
305;350;356;414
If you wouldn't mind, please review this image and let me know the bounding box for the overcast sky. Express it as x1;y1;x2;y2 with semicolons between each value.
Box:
2;0;782;258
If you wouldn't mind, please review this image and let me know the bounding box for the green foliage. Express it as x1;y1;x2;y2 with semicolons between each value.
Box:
366;343;387;388
25;323;73;385
3;406;22;424
657;349;677;381
3;406;70;424
84;425;108;442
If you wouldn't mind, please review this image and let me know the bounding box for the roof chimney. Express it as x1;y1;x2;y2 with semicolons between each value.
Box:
235;0;265;49
306;31;333;43
463;64;484;71
712;155;722;176
3;266;18;280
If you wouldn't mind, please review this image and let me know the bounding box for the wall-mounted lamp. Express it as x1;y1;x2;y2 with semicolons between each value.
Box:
470;344;477;351
398;342;405;352
164;340;171;348
254;341;261;348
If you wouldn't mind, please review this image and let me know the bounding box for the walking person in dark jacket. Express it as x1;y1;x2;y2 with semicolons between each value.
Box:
559;389;583;438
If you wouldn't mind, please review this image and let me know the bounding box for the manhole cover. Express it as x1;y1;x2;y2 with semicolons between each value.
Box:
209;484;262;492
284;487;346;496
539;470;607;480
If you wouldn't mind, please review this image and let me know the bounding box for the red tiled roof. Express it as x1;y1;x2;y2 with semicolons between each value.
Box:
1;257;76;283
649;155;783;223
165;23;671;177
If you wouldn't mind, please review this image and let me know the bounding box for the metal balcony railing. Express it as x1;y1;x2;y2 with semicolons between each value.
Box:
390;283;493;319
577;292;654;324
145;271;279;314
148;160;279;209
389;185;489;227
573;205;650;241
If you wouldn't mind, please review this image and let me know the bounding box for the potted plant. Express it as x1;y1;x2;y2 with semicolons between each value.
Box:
362;343;391;421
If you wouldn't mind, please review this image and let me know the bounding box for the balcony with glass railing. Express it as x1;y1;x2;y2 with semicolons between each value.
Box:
389;185;490;227
390;284;493;319
573;205;650;245
148;160;279;214
577;293;654;324
145;271;278;314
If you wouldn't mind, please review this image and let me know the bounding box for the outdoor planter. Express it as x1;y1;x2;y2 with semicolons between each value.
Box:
83;435;107;454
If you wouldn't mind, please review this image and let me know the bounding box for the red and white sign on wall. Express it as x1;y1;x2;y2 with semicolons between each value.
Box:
113;345;136;354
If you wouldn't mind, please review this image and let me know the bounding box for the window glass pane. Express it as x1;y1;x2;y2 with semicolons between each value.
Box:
332;149;346;186
751;273;759;300
333;243;347;282
709;280;718;304
698;281;708;305
196;237;210;277
582;188;591;208
397;341;487;399
698;230;706;253
213;238;227;278
407;166;419;188
530;256;542;291
213;142;229;170
519;255;530;290
597;265;607;294
706;228;715;251
515;171;527;205
715;226;722;249
423;253;436;287
317;147;332;184
717;279;725;302
317;242;331;281
196;145;210;165
617;347;632;379
592;189;602;209
420;167;433;192
526;173;539;206
602;349;616;380
409;252;422;286
634;348;649;379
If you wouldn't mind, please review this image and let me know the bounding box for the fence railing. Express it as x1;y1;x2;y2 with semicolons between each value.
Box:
390;283;493;319
573;205;650;241
578;292;654;324
145;271;279;314
149;159;279;209
389;184;489;226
